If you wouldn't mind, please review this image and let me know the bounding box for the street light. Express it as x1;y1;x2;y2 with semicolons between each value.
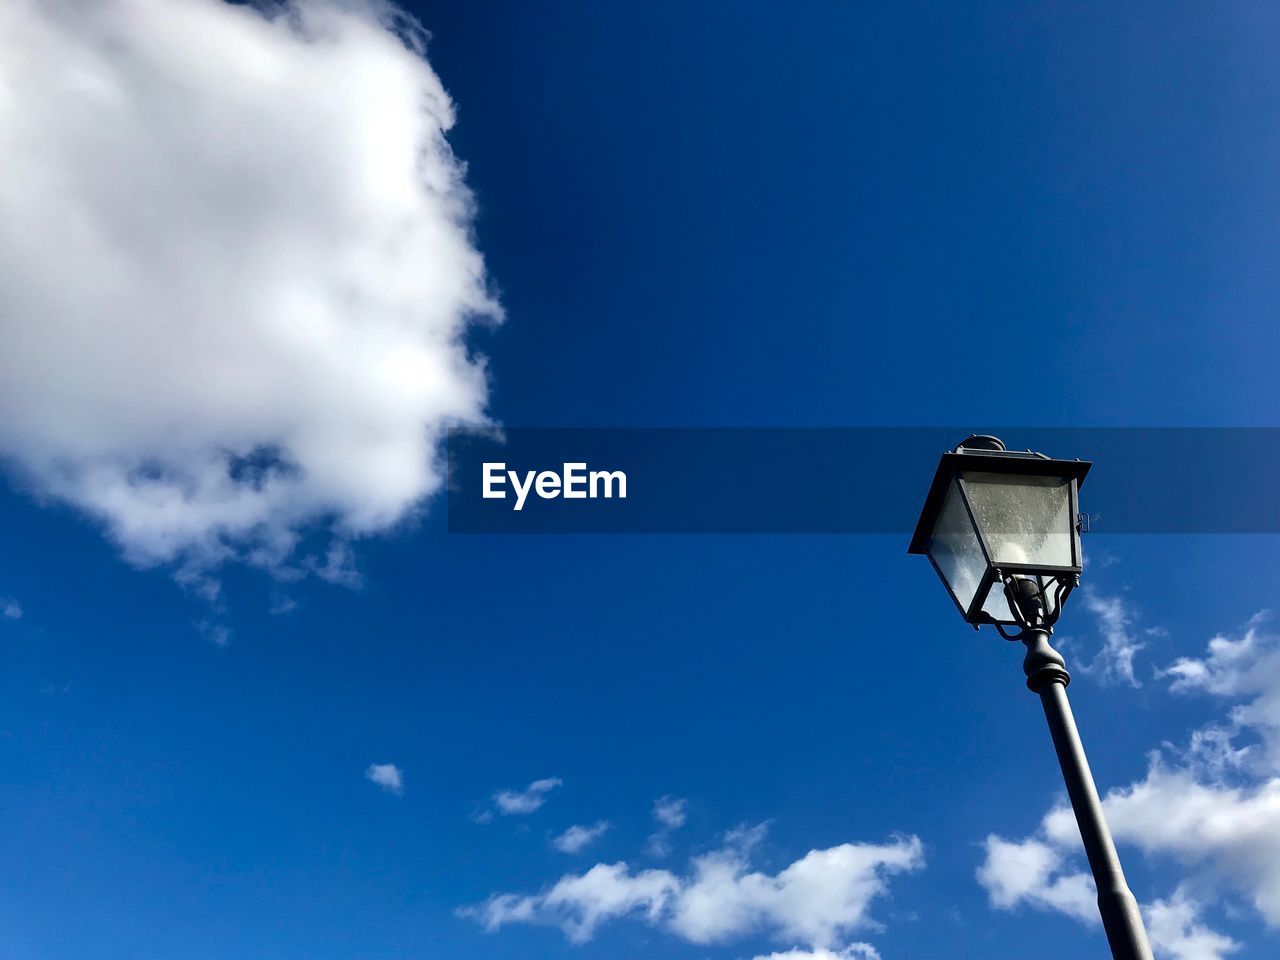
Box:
908;435;1154;960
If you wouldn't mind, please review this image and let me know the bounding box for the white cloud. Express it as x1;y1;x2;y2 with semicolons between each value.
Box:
669;826;922;949
0;0;499;581
751;947;881;960
365;762;403;795
1086;763;1280;925
653;795;688;829
1;599;21;620
978;614;1280;954
553;821;610;854
463;824;923;954
493;777;562;815
978;828;1238;960
470;862;678;944
1159;611;1279;772
647;794;687;856
1146;889;1240;960
975;835;1096;925
1159;613;1273;694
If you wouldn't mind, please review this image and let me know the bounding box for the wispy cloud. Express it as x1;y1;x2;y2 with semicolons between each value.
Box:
269;594;299;616
195;620;231;648
365;763;404;796
1078;589;1148;687
1;598;21;620
462;822;923;955
493;778;562;815
553;821;611;854
646;795;687;857
653;795;687;829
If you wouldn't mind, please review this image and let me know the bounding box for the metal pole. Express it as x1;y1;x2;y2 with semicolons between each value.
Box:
1021;628;1154;960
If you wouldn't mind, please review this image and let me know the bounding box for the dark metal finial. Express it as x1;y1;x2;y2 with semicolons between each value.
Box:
954;434;1006;452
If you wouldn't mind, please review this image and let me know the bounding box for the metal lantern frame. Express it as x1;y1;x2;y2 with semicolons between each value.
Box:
907;440;1091;636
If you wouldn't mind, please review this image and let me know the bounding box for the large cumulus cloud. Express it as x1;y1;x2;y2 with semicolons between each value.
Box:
0;0;499;581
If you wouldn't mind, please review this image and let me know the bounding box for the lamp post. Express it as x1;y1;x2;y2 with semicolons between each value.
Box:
908;435;1154;960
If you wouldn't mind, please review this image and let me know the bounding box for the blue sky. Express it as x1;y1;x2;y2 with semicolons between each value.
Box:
2;2;1280;959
